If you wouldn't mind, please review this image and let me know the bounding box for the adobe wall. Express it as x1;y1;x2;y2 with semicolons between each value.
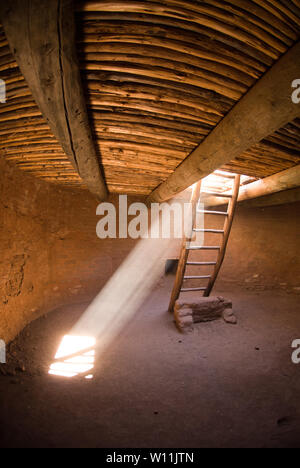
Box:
1;156;299;342
218;202;300;293
177;202;300;294
0;157;139;343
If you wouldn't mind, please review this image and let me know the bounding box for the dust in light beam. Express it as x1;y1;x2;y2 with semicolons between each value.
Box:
49;195;200;378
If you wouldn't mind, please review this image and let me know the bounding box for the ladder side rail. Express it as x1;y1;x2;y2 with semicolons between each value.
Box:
204;175;241;297
168;181;202;313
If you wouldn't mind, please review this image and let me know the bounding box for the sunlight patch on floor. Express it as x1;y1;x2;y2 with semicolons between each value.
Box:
49;335;96;378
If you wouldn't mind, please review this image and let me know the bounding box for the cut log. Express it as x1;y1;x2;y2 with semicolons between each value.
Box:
148;41;300;203
204;165;300;207
174;296;235;333
240;187;300;208
0;0;107;200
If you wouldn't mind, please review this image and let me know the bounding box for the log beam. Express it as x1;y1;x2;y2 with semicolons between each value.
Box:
148;41;300;203
0;0;107;200
240;188;300;208
204;165;300;207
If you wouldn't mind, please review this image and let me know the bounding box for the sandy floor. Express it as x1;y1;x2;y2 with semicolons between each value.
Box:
0;278;300;448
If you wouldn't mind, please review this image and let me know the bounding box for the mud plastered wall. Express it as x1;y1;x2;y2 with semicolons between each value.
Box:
184;203;300;293
164;196;300;294
218;202;300;293
1;156;299;342
0;158;139;342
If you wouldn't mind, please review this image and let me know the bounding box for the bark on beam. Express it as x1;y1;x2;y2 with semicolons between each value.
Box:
148;41;300;203
0;0;107;200
204;165;300;207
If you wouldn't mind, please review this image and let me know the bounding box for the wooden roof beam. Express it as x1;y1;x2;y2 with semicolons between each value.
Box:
237;187;300;209
148;41;300;203
0;0;107;200
204;165;300;207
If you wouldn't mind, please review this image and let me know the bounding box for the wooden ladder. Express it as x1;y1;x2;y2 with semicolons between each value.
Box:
168;174;241;313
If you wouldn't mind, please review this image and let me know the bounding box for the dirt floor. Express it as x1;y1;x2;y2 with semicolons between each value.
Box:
0;278;300;448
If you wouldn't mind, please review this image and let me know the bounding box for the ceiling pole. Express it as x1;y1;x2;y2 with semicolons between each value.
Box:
147;41;300;203
0;0;108;200
204;165;300;207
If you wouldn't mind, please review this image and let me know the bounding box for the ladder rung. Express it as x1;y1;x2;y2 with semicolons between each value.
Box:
184;276;211;280
186;262;217;266
187;246;220;250
198;210;228;216
201;191;232;198
181;287;207;292
193;229;224;234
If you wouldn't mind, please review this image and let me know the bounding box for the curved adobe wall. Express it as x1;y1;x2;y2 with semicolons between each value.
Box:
1;155;299;343
0;157;138;343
